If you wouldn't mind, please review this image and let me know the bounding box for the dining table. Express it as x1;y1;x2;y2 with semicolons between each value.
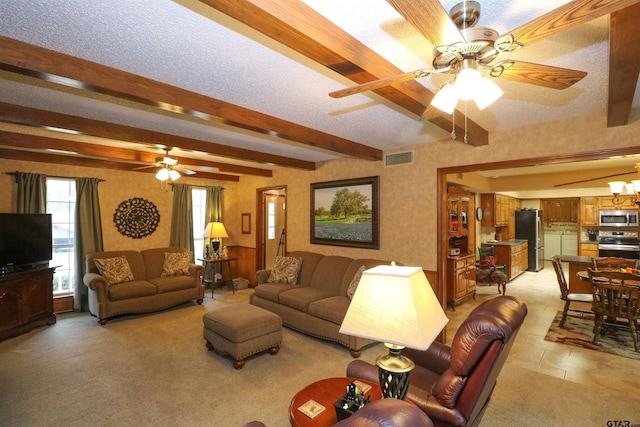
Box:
576;269;640;287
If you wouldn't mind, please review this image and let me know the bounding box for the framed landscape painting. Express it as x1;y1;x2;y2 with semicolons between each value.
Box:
310;176;379;249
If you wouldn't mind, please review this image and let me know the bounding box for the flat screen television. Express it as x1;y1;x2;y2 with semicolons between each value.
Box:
0;213;53;272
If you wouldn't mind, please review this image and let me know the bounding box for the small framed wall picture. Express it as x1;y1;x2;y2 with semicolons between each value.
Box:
242;213;251;234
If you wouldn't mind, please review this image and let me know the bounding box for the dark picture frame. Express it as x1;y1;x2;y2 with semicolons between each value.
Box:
310;176;379;249
241;213;251;234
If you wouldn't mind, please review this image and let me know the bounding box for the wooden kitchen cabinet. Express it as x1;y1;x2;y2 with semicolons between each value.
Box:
448;187;472;237
486;242;528;281
447;186;475;255
446;254;476;310
580;197;599;226
598;195;637;210
542;198;579;223
579;243;598;257
0;267;56;342
481;193;513;228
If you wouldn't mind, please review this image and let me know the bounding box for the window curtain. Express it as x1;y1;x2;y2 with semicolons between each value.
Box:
203;186;223;281
205;186;223;224
74;178;104;312
16;172;47;213
170;184;194;258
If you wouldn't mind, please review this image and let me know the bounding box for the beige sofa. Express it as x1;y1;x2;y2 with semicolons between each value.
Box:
250;251;392;357
84;247;204;325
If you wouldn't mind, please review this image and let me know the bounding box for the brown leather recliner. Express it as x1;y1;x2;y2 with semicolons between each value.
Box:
346;295;527;427
333;399;433;426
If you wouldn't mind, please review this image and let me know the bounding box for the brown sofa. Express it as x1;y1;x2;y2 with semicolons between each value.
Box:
84;247;204;325
250;251;392;357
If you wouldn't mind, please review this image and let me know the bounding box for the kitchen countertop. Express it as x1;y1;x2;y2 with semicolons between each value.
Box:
483;239;528;247
559;255;593;264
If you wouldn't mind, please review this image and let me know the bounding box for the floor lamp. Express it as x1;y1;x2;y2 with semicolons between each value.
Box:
340;263;449;399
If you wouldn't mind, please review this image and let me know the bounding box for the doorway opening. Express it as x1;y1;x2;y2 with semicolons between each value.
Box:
256;186;287;272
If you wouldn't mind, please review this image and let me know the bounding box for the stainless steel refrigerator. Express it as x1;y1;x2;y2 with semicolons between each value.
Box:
515;209;544;272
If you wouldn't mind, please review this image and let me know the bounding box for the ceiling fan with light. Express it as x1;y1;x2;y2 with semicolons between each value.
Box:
148;148;197;182
329;0;635;120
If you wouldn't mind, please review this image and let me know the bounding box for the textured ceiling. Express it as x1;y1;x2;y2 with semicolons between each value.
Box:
0;0;639;178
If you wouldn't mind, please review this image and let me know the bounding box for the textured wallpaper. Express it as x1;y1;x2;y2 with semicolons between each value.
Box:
0;160;236;252
2;111;639;270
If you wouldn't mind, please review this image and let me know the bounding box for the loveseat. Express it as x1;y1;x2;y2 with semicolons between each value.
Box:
84;247;204;325
250;251;392;357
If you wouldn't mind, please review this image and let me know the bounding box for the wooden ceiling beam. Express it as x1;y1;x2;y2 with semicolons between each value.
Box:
0;103;284;175
607;3;640;127
0;130;266;179
199;0;489;146
0;131;239;182
0;145;240;182
0;36;381;161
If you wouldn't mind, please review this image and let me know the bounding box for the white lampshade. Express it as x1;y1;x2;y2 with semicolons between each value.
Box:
340;264;448;351
454;67;482;101
203;222;228;238
631;180;640;194
155;168;169;181
431;82;458;114
608;181;626;195
168;169;181;181
626;182;636;195
474;77;504;110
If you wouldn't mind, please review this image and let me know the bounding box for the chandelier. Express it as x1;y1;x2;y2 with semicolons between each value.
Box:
608;163;640;206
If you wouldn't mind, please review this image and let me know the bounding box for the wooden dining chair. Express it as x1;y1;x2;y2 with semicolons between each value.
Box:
478;246;507;275
551;256;593;327
587;268;640;352
591;257;640;270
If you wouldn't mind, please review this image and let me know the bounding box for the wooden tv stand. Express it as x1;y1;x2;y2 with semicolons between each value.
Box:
0;267;56;342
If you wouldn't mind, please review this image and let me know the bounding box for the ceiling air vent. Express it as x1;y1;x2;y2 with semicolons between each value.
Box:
385;151;413;166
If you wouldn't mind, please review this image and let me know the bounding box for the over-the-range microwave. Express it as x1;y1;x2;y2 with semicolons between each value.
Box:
599;210;639;227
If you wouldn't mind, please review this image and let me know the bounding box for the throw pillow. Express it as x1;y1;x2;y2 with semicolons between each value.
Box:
94;256;135;285
347;265;367;300
267;256;303;284
161;251;193;277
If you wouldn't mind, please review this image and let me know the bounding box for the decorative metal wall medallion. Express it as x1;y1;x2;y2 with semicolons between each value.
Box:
113;197;160;239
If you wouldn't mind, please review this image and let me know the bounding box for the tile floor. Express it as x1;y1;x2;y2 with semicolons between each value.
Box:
444;260;640;400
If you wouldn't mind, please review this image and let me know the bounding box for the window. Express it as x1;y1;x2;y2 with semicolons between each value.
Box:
267;201;276;240
47;178;76;296
192;188;206;258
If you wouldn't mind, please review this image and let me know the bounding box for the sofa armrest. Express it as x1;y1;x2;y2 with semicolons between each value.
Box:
255;269;271;285
346;359;379;384
188;263;205;284
83;272;109;300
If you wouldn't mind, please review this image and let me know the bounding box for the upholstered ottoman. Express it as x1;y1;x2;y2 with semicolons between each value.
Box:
203;304;282;369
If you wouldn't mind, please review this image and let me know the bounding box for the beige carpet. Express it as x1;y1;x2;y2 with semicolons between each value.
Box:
1;290;639;426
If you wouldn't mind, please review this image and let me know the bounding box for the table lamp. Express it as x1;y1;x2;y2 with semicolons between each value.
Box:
339;263;449;399
203;222;228;256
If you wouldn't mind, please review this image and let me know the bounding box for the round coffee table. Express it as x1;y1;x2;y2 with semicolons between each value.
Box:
288;377;381;427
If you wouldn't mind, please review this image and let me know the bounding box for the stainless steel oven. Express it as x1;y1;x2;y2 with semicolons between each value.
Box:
597;243;640;259
597;230;640;259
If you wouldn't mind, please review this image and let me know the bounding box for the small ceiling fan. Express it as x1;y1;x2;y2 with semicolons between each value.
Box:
139;148;197;182
329;0;633;119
